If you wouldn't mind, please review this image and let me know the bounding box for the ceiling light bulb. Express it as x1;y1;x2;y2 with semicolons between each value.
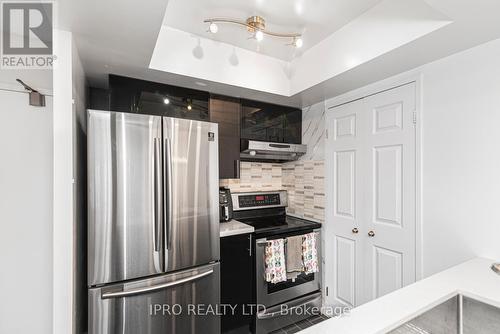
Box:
294;37;303;48
187;104;192;111
255;30;264;42
164;97;170;105
209;22;218;34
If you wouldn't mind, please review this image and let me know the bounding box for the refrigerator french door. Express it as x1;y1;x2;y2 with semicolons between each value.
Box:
88;110;220;334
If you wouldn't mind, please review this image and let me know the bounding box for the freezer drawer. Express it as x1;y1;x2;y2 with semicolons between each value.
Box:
88;110;164;286
89;263;220;334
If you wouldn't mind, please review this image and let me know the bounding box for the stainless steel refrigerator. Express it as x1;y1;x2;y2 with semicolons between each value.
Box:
87;110;220;334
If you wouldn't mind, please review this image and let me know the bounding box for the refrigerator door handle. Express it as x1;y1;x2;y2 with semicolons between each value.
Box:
164;137;173;250
101;269;214;299
153;138;162;253
153;138;163;273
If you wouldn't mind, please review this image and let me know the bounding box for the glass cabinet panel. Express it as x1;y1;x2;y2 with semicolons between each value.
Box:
241;99;301;144
109;75;209;121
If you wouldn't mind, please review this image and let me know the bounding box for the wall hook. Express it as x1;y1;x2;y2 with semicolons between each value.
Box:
16;79;46;107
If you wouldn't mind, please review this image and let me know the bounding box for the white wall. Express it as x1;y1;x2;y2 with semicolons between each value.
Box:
71;32;88;334
51;28;87;334
53;29;75;334
0;87;53;333
420;38;500;276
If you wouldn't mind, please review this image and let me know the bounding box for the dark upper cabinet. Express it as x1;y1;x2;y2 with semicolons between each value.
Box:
240;99;302;144
210;96;241;179
88;87;110;110
108;75;209;121
220;233;253;334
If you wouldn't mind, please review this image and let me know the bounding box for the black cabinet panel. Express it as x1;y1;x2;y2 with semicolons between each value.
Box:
108;75;209;121
241;99;301;144
221;233;253;334
210;96;240;179
88;87;110;110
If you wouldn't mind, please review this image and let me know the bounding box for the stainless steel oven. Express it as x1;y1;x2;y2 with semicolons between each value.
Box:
231;191;322;334
255;230;321;307
254;229;321;334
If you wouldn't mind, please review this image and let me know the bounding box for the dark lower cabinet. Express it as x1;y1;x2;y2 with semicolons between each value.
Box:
221;233;254;334
210;96;241;179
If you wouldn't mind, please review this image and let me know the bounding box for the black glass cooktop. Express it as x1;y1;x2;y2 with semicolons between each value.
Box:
237;214;321;237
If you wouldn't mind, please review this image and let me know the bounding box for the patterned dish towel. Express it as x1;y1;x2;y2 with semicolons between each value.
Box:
264;239;287;284
302;232;319;274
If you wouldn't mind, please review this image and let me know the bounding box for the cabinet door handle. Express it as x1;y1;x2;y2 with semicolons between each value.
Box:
234;159;240;178
352;228;359;234
248;234;252;256
269;143;290;149
368;231;375;237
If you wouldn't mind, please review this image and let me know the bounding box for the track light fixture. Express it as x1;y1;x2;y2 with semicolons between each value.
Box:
204;16;303;48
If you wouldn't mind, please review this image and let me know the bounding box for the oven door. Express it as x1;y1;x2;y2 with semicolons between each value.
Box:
255;229;321;307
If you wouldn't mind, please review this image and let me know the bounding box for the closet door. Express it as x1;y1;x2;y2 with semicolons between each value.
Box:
362;83;416;302
325;99;366;308
325;82;416;308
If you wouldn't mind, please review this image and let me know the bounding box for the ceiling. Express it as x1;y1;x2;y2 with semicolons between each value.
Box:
58;0;500;108
163;0;383;61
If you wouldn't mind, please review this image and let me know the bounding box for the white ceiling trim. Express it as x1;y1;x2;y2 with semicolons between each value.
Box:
289;0;452;94
150;0;451;97
149;27;292;96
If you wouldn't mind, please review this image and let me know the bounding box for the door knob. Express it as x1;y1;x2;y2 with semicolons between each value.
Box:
352;228;359;234
368;231;375;237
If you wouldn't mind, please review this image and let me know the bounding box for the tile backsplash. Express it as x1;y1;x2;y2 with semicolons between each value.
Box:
219;161;325;222
219;162;282;192
302;102;326;161
282;161;325;222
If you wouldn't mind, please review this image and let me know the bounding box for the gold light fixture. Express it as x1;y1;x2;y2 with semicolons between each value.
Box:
204;15;303;48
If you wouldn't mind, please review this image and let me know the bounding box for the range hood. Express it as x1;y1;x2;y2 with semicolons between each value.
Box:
240;139;307;162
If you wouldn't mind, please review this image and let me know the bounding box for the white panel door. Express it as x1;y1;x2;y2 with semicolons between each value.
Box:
363;84;416;301
325;99;365;308
325;82;416;308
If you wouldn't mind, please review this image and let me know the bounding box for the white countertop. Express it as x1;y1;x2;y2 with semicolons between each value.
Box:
219;220;254;238
300;258;500;334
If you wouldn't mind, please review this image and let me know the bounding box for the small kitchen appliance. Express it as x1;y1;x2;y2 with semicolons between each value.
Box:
219;187;233;222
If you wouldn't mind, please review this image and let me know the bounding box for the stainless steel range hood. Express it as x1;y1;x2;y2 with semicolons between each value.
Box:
240;139;307;162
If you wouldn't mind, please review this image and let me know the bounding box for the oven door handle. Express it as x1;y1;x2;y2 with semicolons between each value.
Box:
256;293;322;320
256;231;320;246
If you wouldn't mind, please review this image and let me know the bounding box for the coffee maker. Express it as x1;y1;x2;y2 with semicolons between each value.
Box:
219;187;233;222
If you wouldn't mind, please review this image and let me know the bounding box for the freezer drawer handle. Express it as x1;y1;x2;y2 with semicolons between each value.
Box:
101;269;214;299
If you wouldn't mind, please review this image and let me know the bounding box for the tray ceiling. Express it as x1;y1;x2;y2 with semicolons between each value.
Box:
163;0;383;61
